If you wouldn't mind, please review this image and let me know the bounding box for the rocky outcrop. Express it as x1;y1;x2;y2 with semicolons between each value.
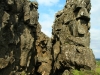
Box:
0;0;51;75
52;0;95;74
0;0;95;75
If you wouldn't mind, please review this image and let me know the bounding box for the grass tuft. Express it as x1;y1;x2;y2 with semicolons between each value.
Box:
71;60;100;75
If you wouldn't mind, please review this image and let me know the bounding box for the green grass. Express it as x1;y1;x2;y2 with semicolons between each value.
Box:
71;60;100;75
96;61;100;66
95;60;100;74
71;70;100;75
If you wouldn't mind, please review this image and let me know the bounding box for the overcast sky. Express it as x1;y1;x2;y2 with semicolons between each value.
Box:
31;0;100;58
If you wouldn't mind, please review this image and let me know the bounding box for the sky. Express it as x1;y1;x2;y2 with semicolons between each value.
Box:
30;0;100;58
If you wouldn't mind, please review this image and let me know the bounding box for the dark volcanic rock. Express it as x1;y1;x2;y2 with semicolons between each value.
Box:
0;0;95;75
0;0;51;75
52;0;95;74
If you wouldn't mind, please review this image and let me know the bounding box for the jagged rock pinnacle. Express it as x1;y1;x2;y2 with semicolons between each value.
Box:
0;0;95;75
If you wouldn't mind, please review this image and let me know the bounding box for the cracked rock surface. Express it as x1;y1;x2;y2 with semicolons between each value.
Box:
0;0;95;75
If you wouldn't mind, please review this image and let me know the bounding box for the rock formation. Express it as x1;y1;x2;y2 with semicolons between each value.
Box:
52;0;95;74
0;0;96;75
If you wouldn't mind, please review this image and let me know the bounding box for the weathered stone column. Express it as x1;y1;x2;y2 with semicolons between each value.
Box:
52;0;95;74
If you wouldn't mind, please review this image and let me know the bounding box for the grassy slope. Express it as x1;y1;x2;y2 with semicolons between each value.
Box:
71;60;100;75
95;60;100;74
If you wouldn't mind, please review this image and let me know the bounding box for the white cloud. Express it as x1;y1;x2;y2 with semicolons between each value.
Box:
41;29;52;37
90;28;100;58
90;29;100;41
90;0;100;58
37;0;59;6
40;19;52;37
91;0;100;13
39;13;55;37
92;50;100;59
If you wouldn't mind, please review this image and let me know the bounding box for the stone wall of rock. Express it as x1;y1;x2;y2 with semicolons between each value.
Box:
0;0;51;75
0;0;96;75
52;0;95;74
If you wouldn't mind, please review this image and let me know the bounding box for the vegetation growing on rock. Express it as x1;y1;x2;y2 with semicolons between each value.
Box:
0;0;96;75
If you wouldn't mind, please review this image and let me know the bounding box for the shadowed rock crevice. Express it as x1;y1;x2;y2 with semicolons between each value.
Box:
0;0;96;75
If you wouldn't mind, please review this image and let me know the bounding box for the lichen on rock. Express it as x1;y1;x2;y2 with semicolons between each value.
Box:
0;0;96;75
52;0;95;74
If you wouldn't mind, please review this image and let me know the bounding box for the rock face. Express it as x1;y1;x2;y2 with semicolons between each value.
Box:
0;0;95;75
0;0;52;75
52;0;95;74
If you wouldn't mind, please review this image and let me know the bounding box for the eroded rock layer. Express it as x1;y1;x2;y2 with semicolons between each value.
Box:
0;0;95;75
52;0;95;74
0;0;51;75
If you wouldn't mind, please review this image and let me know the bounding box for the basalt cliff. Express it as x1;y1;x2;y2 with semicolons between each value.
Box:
0;0;96;75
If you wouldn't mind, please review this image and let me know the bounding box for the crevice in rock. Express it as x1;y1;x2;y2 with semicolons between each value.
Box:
0;0;96;75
